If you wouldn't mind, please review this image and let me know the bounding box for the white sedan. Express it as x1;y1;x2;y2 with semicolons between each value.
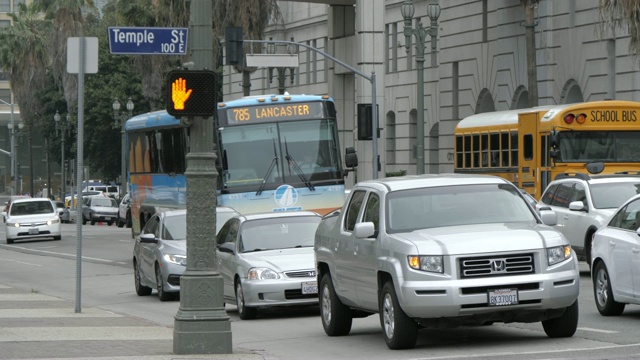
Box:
5;198;61;244
216;211;321;320
591;193;640;315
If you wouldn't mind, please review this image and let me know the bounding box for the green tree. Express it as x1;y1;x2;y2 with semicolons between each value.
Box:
0;3;52;195
213;0;282;96
599;0;640;55
32;0;96;119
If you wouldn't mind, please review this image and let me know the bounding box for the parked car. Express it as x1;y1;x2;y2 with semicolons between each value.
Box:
117;193;132;228
54;201;70;223
133;206;241;301
81;196;119;226
5;198;61;244
65;191;105;208
591;193;640;316
538;172;640;266
216;211;322;320
315;174;580;349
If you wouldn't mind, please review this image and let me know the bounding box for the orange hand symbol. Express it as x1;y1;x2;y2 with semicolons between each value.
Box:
171;77;193;110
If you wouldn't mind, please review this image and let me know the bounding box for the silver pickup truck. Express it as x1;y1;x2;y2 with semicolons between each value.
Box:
314;174;580;349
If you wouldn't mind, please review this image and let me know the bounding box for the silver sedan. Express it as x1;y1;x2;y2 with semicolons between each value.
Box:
216;211;321;319
132;206;240;301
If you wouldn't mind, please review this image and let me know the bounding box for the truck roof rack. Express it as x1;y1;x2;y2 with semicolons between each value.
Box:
554;172;590;181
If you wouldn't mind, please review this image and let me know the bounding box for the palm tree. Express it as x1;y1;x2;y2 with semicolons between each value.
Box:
0;3;52;196
213;0;282;96
599;0;640;55
32;0;96;118
113;0;189;110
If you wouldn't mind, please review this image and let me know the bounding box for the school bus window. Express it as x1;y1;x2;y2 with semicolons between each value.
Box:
464;134;471;168
473;134;480;167
490;133;500;167
511;132;518;166
501;132;509;166
524;134;534;160
455;135;463;168
481;133;489;167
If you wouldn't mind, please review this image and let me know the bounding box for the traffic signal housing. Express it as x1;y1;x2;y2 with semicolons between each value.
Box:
166;70;216;117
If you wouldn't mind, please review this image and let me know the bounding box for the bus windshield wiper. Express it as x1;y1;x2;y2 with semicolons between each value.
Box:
256;140;280;196
284;140;315;191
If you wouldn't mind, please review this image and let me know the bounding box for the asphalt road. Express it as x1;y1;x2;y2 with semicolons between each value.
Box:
1;221;640;360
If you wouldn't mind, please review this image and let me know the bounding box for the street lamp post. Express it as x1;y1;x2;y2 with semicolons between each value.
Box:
112;98;134;199
1;99;16;195
402;0;441;175
7;118;24;195
267;37;297;95
54;111;70;200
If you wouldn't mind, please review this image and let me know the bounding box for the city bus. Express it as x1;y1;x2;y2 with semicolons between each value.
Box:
125;94;356;235
454;100;640;198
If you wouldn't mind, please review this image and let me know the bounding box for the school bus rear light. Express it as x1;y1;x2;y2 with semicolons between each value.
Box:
564;114;575;124
576;113;587;124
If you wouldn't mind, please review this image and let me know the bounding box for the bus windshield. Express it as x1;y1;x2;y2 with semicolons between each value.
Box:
558;131;640;162
220;119;341;191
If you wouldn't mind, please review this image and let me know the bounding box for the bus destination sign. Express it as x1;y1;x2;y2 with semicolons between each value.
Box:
225;102;325;124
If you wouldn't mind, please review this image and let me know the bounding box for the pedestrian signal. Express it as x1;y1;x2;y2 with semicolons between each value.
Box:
166;70;216;117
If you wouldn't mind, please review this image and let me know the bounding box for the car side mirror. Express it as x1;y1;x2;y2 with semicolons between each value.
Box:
568;201;586;212
539;208;558;226
354;222;376;239
139;233;157;244
217;242;236;254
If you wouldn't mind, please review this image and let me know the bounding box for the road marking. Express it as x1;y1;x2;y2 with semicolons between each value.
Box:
0;246;117;264
578;327;619;334
0;257;43;267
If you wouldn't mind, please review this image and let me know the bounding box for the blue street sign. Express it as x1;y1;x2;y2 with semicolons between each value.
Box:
108;27;188;55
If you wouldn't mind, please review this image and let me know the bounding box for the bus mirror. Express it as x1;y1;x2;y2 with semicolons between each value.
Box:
345;147;358;169
222;149;229;171
550;149;560;159
550;130;558;147
586;162;605;174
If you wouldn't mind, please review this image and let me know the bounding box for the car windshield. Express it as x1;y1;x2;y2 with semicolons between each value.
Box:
10;201;54;216
590;181;640;209
92;198;117;207
163;215;187;240
239;216;320;253
386;184;536;232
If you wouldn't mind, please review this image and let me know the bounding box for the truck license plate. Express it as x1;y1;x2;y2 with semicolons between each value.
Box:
488;288;518;306
301;281;318;294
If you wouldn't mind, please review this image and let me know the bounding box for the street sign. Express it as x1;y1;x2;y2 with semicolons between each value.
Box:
108;27;188;55
166;70;216;117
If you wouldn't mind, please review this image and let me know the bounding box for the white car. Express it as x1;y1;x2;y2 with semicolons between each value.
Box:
5;198;61;244
315;174;580;349
117;193;131;228
591;193;640;315
216;211;322;319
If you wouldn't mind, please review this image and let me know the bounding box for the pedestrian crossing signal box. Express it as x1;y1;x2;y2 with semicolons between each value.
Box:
166;70;216;117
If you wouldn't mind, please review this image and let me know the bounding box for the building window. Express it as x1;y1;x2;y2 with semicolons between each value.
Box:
386;111;396;164
0;0;11;12
0;69;9;81
0;19;10;28
13;0;25;11
0;89;11;105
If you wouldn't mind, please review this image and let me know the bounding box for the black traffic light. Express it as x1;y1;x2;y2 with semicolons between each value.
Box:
225;27;243;66
166;70;217;117
357;103;379;140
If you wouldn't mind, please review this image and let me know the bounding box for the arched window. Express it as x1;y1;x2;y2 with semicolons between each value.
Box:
511;85;530;109
560;80;584;104
476;89;496;113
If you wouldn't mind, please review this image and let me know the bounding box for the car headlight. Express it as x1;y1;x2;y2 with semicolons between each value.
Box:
408;255;444;273
47;218;60;225
163;254;187;266
6;221;19;227
547;245;572;266
248;267;280;280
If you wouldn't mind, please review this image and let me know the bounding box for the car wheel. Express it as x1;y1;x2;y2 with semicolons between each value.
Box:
593;262;625;316
380;281;418;349
82;215;87;225
53;235;61;240
117;218;124;228
542;300;579;338
6;237;14;244
133;260;152;296
319;272;352;336
90;215;95;225
155;264;173;301
235;281;257;320
126;211;132;228
107;221;113;226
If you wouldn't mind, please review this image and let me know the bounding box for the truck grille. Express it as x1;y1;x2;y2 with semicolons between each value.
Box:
459;253;535;278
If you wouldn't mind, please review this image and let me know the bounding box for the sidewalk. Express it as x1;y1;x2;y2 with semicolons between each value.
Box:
0;283;264;360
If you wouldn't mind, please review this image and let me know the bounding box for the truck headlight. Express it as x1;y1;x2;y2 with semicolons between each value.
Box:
547;245;572;265
408;255;444;273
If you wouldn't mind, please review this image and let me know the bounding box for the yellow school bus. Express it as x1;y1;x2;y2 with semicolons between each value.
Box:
454;100;640;199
